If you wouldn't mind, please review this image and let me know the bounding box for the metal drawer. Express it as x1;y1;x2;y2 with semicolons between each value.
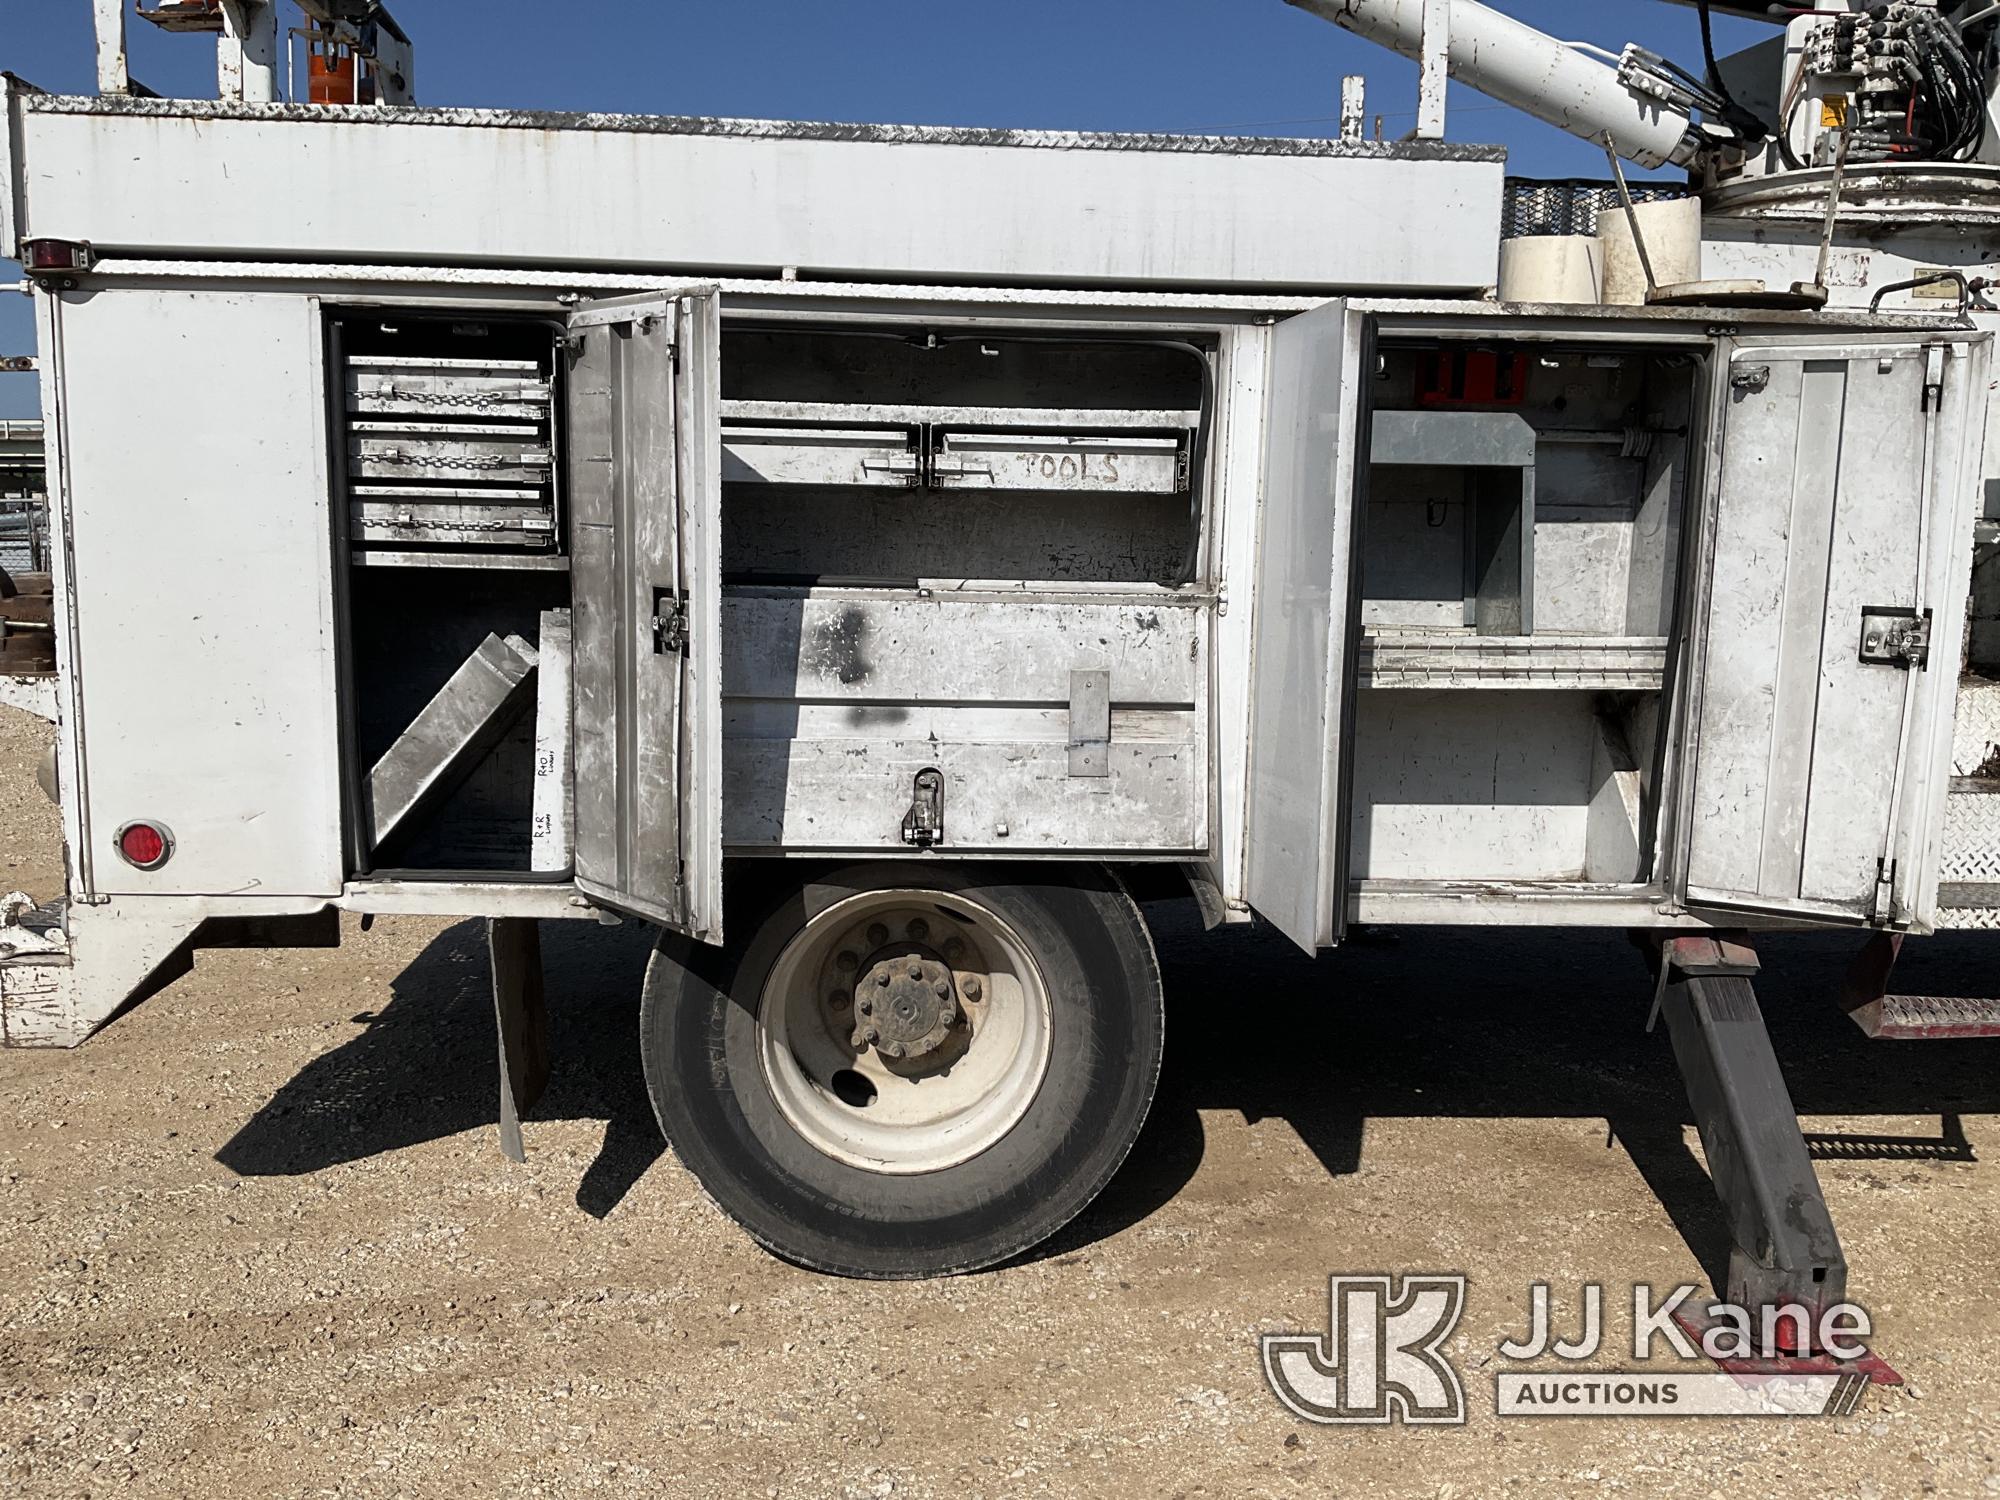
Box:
343;355;558;557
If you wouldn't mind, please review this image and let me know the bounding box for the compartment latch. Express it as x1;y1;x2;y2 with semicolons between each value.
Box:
652;589;688;655
900;768;945;848
1858;606;1930;669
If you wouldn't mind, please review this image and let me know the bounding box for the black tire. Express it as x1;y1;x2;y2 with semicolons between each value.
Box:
640;861;1164;1278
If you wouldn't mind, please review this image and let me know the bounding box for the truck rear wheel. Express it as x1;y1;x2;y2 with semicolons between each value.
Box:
640;862;1164;1278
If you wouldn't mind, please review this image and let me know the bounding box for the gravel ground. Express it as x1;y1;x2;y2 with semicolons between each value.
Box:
2;704;1998;1498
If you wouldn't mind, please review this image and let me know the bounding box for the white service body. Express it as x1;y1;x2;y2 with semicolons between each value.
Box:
0;79;1993;1045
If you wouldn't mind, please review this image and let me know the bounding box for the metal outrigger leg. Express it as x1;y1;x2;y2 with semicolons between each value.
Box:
489;917;551;1164
1644;935;1849;1337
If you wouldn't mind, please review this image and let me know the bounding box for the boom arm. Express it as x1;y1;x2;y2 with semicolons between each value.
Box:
1287;0;1706;168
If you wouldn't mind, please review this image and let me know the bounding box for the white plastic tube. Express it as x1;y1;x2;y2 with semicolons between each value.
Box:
1497;235;1603;302
1289;0;1703;168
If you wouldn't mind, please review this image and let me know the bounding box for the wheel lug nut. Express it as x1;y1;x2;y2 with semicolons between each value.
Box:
830;991;850;1010
835;950;859;972
963;976;983;1001
865;923;889;947
858;998;874;1015
876;971;891;986
881;1040;904;1058
907;918;929;941
933;980;949;997
907;962;923;980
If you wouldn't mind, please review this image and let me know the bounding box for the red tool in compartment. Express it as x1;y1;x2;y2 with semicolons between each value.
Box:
1415;346;1531;407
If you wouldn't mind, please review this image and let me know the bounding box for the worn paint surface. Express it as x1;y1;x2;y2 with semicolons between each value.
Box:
721;593;1203;852
1682;336;1985;926
50;286;344;899
22;91;1506;159
1245;299;1360;952
1349;689;1604;882
724;595;1201;705
12;94;1504;291
566;292;724;940
723;738;1202;852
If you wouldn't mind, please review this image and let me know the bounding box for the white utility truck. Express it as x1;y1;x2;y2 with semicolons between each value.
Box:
3;0;1998;1309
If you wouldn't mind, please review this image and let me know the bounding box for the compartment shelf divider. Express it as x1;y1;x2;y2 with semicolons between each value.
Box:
1359;632;1667;690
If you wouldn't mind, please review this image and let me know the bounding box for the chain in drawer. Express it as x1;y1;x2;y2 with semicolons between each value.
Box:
343;355;557;555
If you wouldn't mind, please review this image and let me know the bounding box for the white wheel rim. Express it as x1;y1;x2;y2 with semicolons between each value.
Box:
755;889;1054;1175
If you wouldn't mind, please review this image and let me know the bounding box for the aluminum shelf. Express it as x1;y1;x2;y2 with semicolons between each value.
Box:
1359;632;1668;690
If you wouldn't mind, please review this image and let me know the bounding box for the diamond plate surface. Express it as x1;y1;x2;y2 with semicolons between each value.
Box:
1859;994;2000;1039
1934;904;2000;929
1940;787;2000;883
1951;677;2000;776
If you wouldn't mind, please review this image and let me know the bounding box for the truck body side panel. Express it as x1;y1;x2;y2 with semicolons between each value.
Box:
49;286;343;898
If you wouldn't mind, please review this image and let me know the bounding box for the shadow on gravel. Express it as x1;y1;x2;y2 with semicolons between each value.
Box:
216;916;664;1219
1108;902;2000;1287
217;901;2000;1279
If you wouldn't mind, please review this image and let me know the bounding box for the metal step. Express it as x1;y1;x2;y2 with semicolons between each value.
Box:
1847;993;2000;1040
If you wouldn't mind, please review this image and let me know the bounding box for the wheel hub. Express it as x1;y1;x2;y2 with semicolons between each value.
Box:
852;949;959;1059
761;891;1054;1175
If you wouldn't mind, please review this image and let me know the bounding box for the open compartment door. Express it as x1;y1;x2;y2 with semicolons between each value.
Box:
1676;331;1989;928
565;289;724;940
1245;299;1368;952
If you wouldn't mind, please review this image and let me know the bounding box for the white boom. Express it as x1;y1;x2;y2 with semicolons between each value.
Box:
1288;0;1704;168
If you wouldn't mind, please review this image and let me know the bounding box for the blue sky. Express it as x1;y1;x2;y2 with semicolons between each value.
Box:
0;0;1768;418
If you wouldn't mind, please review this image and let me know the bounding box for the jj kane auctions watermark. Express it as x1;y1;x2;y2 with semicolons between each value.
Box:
1262;1276;1878;1424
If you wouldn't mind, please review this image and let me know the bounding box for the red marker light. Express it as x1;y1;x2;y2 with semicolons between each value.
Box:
116;820;173;870
21;238;93;274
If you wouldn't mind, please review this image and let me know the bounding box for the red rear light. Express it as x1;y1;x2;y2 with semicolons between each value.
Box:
116;820;173;871
21;238;93;274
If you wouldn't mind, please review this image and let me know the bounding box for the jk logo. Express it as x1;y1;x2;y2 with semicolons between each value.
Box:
1261;1274;1468;1425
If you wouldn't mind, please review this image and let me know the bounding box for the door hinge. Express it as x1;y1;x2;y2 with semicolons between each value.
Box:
900;767;945;848
1922;343;1946;413
1872;857;1899;924
652;589;689;655
632;311;677;366
1858;605;1930;669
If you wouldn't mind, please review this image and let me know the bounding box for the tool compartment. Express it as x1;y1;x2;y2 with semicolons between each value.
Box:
329;310;573;879
712;322;1217;856
1348;339;1698;887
